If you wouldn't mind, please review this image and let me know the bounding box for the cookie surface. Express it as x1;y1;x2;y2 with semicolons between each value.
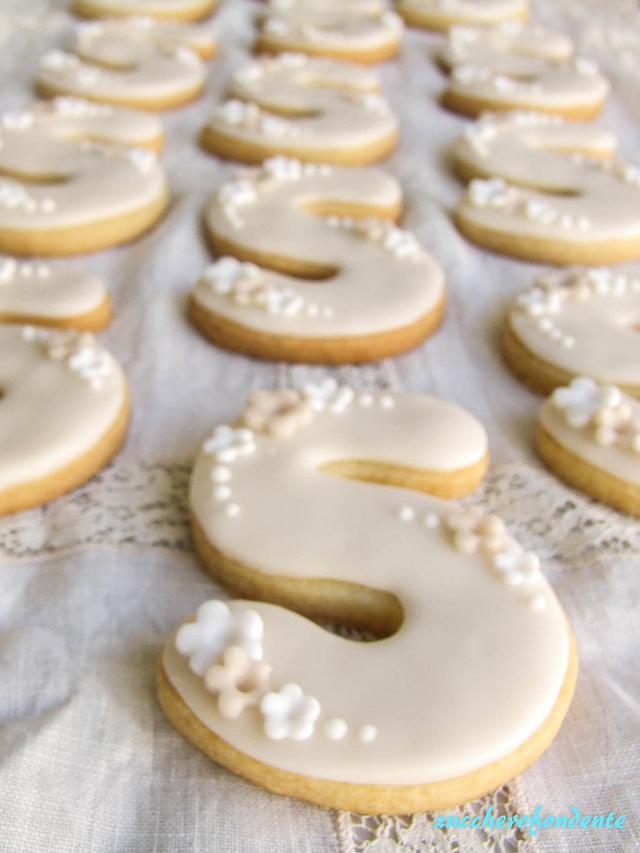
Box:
38;18;213;110
71;0;218;21
537;377;640;516
201;54;398;165
439;24;607;120
0;257;110;330
452;111;640;265
0;325;129;515
158;386;576;813
256;8;403;64
504;268;640;397
398;0;528;31
0;100;168;256
193;157;445;362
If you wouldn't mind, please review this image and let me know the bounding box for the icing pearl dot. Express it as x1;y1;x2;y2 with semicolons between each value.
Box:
397;505;415;523
323;718;348;741
528;594;546;611
214;485;232;502
562;336;575;349
358;725;377;744
358;393;374;407
380;395;395;409
216;448;238;464
211;465;232;483
225;503;241;518
422;512;440;529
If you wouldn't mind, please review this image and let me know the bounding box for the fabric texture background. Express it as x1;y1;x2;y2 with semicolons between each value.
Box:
0;0;638;850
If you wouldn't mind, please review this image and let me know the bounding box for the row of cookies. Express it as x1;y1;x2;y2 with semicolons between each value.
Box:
158;0;580;819
0;1;221;514
401;7;640;517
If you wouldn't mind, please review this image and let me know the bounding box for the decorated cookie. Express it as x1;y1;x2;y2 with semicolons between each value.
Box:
37;18;214;110
192;157;445;362
0;325;129;515
398;0;528;31
504;268;640;397
537;377;640;516
0;100;168;256
255;8;404;64
157;385;576;813
201;54;398;165
451;111;640;265
71;0;218;21
440;24;608;120
0;257;110;330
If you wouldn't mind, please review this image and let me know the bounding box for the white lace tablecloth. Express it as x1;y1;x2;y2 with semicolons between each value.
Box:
0;1;638;851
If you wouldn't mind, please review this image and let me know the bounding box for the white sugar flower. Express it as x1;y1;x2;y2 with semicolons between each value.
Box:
202;424;256;461
262;156;303;182
302;378;354;413
552;377;622;429
260;683;320;741
176;600;264;676
492;542;541;586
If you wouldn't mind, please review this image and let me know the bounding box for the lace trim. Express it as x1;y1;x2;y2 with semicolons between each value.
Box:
337;780;537;853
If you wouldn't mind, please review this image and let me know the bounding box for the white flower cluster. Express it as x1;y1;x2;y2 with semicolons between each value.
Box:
467;178;590;232
0;179;57;215
23;327;113;389
452;65;542;95
552;377;640;452
40;51;103;87
515;268;640;350
128;147;158;175
201;257;332;319
53;97;113;117
261;156;332;182
445;507;545;609
301;377;395;413
0;258;50;284
327;216;422;260
214;99;303;140
176;600;264;675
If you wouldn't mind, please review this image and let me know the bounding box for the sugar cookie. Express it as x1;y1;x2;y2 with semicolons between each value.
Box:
398;0;528;32
191;157;445;362
440;25;608;120
0;325;129;515
158;385;576;813
504;268;640;397
451;111;640;265
0;100;168;256
37;18;214;110
537;377;640;516
201;54;398;165
256;8;404;64
71;0;217;22
0;257;110;330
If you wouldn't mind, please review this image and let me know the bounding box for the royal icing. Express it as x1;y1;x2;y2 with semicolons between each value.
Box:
258;8;403;59
195;158;444;346
37;18;212;107
441;24;608;116
203;54;398;163
0;257;107;325
452;112;640;263
0;100;167;245
0;325;127;495
398;0;528;29
266;0;388;13
507;268;640;392
162;388;571;785
539;377;640;485
71;0;217;19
